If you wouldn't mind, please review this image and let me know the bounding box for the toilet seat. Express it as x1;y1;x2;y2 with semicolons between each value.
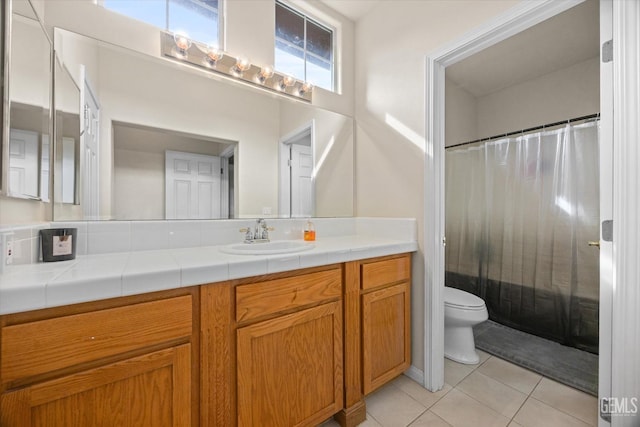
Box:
444;287;485;309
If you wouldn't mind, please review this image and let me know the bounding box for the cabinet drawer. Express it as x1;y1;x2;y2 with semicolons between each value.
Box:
236;268;342;323
1;295;192;385
361;255;410;290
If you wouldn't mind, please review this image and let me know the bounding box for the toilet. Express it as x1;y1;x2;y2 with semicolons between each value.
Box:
444;287;488;364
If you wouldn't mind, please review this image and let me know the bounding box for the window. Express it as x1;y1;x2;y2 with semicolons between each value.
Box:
275;1;334;91
103;0;221;46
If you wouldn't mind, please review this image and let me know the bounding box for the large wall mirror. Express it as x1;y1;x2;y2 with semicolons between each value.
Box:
2;0;52;201
51;24;353;221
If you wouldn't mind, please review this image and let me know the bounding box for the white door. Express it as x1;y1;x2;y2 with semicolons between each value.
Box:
290;144;314;217
9;128;39;198
165;150;221;219
81;72;100;220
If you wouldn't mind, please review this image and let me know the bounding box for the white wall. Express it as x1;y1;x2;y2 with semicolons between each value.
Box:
477;56;599;139
445;80;478;147
355;0;519;374
446;56;599;147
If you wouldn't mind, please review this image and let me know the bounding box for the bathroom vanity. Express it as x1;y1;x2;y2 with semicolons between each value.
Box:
0;227;414;427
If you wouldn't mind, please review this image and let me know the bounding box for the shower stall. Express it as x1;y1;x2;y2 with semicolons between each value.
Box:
445;119;600;355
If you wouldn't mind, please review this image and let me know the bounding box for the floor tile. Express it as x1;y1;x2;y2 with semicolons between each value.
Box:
409;410;452;426
457;371;528;418
513;398;591;427
361;414;384;427
477;349;492;364
508;422;525;427
392;375;452;409
477;356;542;395
531;378;598;426
444;358;477;387
431;388;510;427
365;383;427;427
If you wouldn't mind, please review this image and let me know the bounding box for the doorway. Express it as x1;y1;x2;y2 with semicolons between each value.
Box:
423;0;613;404
279;122;315;218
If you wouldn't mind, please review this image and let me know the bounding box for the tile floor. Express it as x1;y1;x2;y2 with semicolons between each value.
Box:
322;350;598;427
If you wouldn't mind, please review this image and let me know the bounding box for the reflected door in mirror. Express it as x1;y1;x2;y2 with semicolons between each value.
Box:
9;129;39;197
165;150;223;219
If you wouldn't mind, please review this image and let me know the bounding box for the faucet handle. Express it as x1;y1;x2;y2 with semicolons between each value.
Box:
240;227;253;241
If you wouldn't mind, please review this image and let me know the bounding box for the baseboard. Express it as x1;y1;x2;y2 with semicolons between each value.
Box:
404;365;424;384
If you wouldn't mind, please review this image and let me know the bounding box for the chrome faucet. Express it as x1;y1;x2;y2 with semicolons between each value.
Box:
240;218;273;243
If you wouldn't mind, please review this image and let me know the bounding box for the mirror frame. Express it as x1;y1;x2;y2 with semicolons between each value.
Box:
1;0;10;196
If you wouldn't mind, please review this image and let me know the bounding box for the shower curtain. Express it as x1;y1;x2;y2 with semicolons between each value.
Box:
445;121;600;354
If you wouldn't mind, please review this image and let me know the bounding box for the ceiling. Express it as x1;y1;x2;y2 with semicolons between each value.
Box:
319;0;381;22
446;0;599;98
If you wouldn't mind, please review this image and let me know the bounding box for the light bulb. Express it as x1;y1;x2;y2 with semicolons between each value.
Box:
206;47;223;62
278;75;296;91
299;82;313;95
256;66;274;84
232;57;251;75
173;32;191;54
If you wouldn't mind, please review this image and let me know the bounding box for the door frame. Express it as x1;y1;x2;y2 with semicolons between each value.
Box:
278;120;315;218
423;0;590;392
219;143;237;219
80;65;100;220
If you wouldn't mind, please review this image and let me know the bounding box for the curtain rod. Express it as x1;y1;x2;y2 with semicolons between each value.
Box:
446;113;600;150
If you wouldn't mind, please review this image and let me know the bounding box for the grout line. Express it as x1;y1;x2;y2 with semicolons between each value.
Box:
526;396;596;427
390;376;454;411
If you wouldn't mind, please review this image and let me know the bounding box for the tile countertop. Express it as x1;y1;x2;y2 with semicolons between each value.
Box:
0;235;418;315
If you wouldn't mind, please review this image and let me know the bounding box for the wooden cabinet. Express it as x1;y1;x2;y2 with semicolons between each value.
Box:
1;344;191;426
237;301;343;427
235;266;343;427
339;254;412;426
0;289;199;427
360;255;411;395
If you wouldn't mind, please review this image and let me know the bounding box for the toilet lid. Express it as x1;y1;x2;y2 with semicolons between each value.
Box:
444;287;485;308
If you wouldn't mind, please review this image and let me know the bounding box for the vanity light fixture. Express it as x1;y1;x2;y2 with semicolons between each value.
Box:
256;66;274;84
160;31;312;102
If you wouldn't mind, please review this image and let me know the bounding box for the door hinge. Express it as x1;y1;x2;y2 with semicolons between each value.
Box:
287;159;292;168
602;220;613;242
602;40;613;63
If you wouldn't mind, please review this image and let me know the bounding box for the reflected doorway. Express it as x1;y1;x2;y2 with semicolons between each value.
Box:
279;122;315;218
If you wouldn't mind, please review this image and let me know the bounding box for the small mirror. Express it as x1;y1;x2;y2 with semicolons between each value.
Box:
4;0;52;201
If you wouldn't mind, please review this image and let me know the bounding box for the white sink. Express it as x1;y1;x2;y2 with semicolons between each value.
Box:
219;240;315;255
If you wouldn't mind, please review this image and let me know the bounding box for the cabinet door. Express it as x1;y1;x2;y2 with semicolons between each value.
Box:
0;344;192;427
237;302;343;427
362;282;411;394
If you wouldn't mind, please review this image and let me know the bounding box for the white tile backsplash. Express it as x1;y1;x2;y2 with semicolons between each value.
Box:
87;222;132;254
0;218;417;267
168;221;202;249
131;221;170;251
